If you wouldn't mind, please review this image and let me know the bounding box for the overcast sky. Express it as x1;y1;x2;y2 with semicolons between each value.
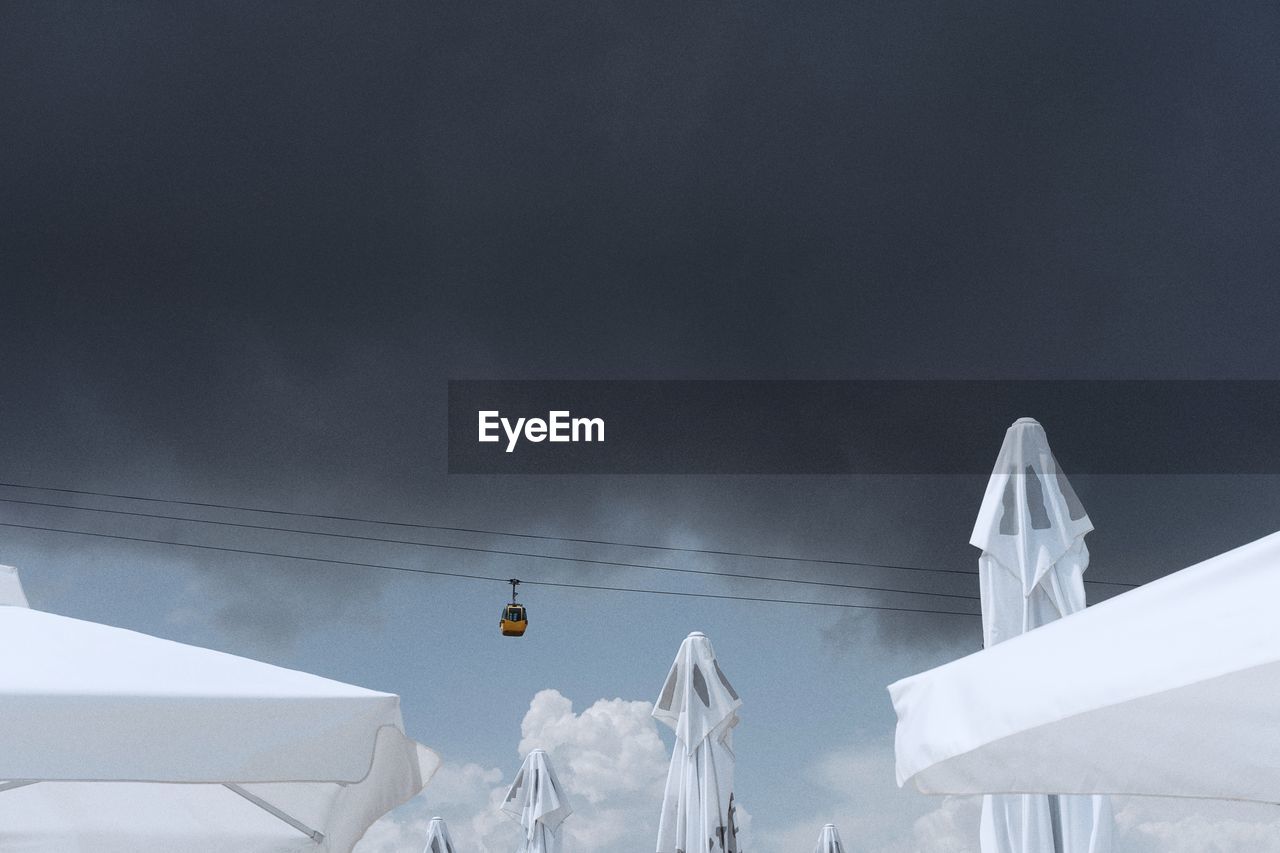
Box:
3;1;1280;851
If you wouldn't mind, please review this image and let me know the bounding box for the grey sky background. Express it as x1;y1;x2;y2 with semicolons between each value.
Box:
3;1;1280;850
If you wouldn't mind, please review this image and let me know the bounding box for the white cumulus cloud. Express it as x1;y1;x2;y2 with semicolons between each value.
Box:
1113;796;1280;853
753;738;979;853
357;689;670;853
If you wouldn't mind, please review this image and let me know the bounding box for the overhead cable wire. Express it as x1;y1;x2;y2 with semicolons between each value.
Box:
0;496;981;603
0;481;1141;588
0;521;981;618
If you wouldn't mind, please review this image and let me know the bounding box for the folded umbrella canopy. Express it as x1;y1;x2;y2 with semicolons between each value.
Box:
654;631;742;853
973;418;1094;643
813;823;846;853
501;749;572;853
970;418;1111;853
890;528;1280;803
0;565;439;852
423;816;458;853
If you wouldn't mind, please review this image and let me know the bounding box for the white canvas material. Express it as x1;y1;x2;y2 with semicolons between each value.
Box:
423;816;458;853
0;568;438;852
501;749;572;853
814;823;846;853
0;565;27;607
891;527;1280;804
969;418;1111;853
654;631;742;853
972;417;1094;606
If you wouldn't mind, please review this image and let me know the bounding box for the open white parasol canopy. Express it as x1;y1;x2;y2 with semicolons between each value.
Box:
891;528;1280;804
0;565;439;852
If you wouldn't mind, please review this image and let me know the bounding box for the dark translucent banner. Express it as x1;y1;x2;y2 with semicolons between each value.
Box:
446;381;1280;474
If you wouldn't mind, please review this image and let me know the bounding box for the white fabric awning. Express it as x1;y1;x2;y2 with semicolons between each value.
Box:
0;568;439;851
0;565;28;607
890;529;1280;803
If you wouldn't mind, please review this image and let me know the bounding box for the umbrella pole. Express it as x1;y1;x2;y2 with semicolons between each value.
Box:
224;783;325;843
1047;794;1064;853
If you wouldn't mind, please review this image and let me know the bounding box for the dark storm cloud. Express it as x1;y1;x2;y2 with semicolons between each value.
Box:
2;1;1280;644
4;0;1280;376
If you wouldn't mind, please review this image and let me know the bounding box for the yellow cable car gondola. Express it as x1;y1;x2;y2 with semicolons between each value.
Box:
500;578;528;637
